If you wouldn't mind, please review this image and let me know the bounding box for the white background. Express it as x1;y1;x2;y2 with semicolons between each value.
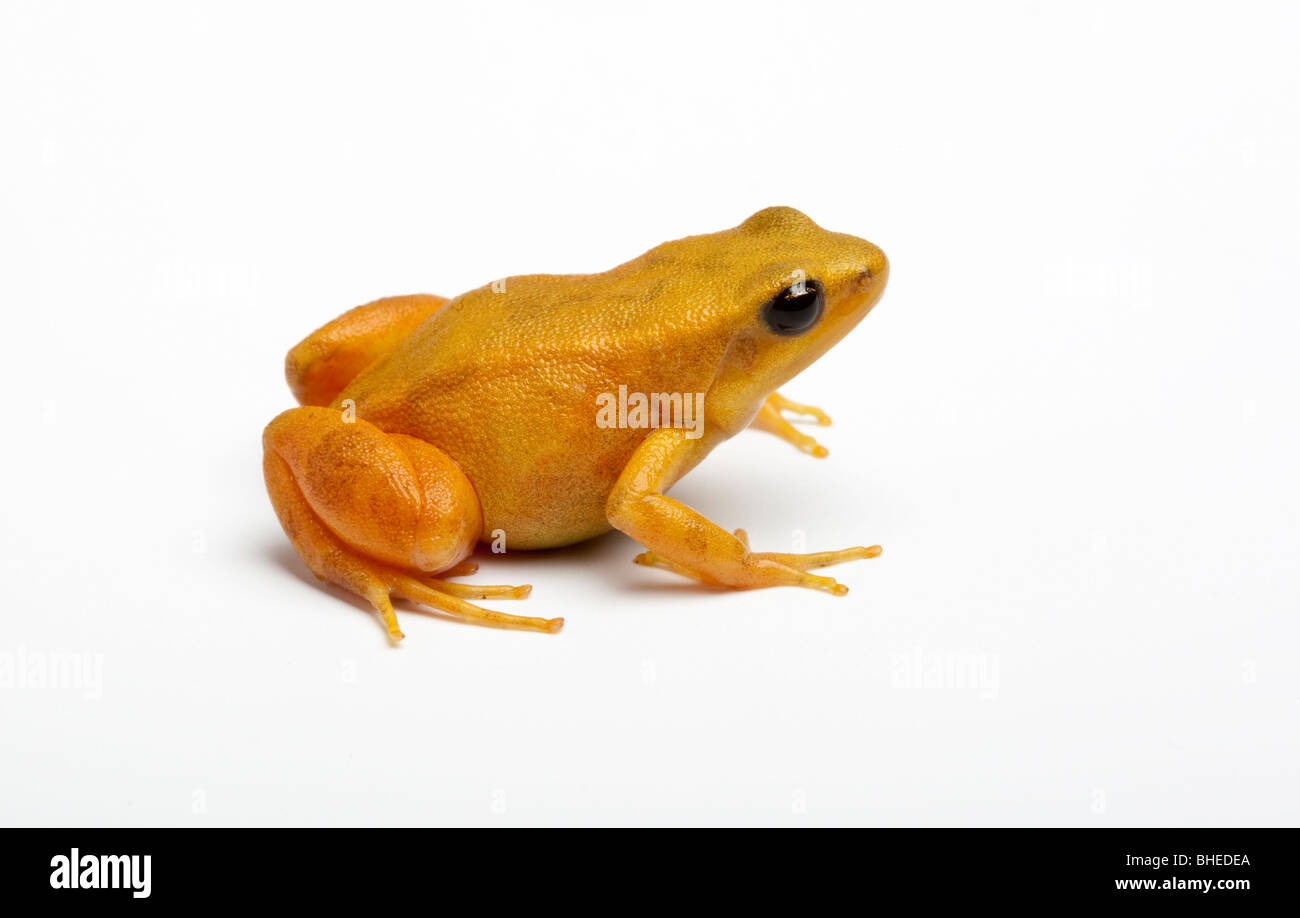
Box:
2;1;1297;827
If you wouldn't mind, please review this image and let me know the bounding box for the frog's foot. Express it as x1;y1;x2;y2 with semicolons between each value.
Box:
633;529;880;596
750;391;833;458
386;572;560;633
263;406;562;640
285;293;448;406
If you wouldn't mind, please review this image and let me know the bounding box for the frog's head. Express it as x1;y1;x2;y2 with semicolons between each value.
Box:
706;206;889;415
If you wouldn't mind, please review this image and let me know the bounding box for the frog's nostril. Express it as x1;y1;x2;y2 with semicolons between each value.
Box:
864;250;890;285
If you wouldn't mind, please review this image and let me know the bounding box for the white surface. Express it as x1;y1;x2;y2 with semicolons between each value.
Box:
2;1;1297;827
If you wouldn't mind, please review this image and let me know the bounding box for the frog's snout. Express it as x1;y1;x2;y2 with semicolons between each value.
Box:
841;244;889;320
861;244;889;288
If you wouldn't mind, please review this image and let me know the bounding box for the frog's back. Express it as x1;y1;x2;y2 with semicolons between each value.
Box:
341;254;739;548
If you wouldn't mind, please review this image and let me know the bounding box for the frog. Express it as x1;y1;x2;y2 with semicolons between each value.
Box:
263;206;890;640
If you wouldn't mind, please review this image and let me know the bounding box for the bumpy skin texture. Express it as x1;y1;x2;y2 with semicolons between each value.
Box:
263;206;890;639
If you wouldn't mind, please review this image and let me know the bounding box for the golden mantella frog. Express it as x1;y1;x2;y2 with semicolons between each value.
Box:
263;206;889;639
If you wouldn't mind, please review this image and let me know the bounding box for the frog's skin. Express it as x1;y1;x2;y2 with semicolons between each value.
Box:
263;206;889;639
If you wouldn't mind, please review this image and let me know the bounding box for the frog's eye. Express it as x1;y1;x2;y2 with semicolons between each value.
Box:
761;279;824;336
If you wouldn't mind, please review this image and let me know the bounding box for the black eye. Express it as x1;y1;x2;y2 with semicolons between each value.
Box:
761;279;824;336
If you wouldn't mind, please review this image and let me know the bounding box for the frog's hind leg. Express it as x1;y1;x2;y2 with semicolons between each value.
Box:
285;293;448;406
263;406;562;639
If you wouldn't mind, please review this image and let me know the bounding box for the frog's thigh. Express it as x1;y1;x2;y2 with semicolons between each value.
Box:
286;293;448;406
263;406;561;639
605;429;878;595
749;391;832;458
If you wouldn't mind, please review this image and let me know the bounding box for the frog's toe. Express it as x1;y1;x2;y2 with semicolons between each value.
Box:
635;545;854;595
752;545;882;571
769;392;832;426
634;549;707;583
422;577;533;600
789;404;832;426
792;430;831;458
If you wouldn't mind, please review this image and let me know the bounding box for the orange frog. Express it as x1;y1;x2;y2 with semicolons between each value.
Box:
263;207;890;639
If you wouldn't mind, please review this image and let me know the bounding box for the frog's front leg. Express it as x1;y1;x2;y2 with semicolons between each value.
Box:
263;406;562;640
750;391;833;458
606;429;880;595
